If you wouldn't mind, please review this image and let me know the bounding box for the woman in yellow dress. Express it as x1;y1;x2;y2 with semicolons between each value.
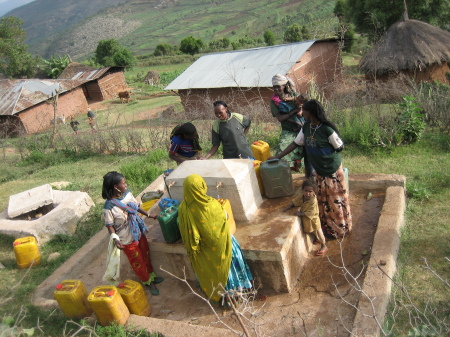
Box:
178;174;254;304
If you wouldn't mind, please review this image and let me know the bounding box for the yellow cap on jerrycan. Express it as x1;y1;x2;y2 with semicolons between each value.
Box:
253;160;265;196
118;280;151;316
251;140;270;162
217;198;236;235
87;286;130;326
54;280;93;319
13;236;41;269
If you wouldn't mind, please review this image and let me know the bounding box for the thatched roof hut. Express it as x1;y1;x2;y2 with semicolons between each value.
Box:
359;18;450;83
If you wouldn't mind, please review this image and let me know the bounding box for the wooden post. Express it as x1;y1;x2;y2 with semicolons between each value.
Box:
49;90;59;149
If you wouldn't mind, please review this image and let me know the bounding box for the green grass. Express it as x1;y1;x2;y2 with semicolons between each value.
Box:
0;88;448;335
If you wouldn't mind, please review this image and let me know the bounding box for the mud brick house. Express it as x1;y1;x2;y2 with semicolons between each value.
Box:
0;66;128;135
165;40;342;115
58;64;128;101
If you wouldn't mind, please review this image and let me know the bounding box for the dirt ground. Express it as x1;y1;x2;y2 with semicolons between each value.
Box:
79;188;383;337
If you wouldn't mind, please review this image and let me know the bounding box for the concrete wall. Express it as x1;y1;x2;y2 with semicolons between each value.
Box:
17;87;89;134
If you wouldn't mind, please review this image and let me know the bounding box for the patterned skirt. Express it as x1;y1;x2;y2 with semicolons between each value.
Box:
316;165;352;238
225;235;253;292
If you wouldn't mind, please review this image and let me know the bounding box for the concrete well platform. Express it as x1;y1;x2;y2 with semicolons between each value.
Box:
32;173;406;337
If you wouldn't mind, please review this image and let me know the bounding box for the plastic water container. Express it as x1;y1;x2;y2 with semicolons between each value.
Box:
118;280;151;316
158;198;180;212
253;160;265;196
54;280;92;319
141;199;158;212
157;205;181;243
13;236;41;269
87;285;130;326
217;198;236;235
343;167;349;192
260;159;294;198
251;140;270;162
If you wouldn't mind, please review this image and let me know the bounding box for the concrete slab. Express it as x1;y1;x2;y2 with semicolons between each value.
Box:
165;159;263;222
0;190;94;244
31;173;406;337
7;184;54;218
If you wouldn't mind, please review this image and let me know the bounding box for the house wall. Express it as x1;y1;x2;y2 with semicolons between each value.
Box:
97;71;128;101
178;41;343;116
17;88;88;134
179;87;274;118
288;41;343;93
365;62;450;85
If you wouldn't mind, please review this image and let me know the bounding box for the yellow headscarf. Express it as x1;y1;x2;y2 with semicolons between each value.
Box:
178;174;232;301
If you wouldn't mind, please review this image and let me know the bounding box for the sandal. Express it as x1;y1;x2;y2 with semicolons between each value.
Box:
315;247;328;256
153;276;164;284
145;283;159;296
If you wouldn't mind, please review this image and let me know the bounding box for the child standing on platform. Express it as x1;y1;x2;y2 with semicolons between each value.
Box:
284;179;328;256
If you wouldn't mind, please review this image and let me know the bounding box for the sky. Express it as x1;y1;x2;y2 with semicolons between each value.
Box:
0;0;36;18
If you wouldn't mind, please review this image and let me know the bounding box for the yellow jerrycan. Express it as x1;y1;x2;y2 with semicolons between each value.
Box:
251;140;270;162
252;160;265;196
54;280;93;319
118;280;151;316
217;198;236;235
87;285;130;326
13;236;41;269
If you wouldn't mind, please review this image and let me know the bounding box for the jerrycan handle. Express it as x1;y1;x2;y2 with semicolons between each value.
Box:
266;158;279;165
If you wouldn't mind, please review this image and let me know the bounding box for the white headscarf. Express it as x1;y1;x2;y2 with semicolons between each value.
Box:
272;74;295;88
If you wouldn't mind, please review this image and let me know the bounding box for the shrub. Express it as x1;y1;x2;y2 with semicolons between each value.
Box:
397;95;426;144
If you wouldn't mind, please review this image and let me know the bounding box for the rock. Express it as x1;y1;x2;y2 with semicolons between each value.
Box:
47;252;61;262
0;262;5;269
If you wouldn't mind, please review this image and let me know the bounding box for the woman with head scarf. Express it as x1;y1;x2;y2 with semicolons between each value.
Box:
270;74;310;174
178;174;255;305
169;122;202;164
271;100;352;239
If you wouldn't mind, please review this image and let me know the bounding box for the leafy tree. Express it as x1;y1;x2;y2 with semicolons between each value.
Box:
208;37;230;51
153;43;178;56
284;24;302;43
263;30;276;46
301;26;311;40
94;39;135;68
0;16;38;78
343;0;450;41
180;36;204;55
43;55;70;78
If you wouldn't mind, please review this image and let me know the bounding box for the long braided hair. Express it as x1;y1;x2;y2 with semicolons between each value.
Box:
302;99;340;135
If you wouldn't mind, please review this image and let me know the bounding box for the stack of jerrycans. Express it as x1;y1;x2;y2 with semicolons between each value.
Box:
157;204;181;243
54;280;92;319
260;159;294;198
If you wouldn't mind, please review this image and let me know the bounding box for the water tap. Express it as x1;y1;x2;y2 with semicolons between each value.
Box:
167;181;176;188
216;181;223;189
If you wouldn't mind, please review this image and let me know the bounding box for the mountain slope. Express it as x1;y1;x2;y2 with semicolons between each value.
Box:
9;0;337;60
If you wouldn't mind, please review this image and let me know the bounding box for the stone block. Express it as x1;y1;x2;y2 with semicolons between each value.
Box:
7;184;54;218
165;159;263;222
0;190;94;244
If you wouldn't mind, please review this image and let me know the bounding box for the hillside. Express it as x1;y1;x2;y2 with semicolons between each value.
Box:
9;0;337;60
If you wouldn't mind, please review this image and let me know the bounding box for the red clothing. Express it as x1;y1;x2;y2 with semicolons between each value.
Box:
122;235;153;282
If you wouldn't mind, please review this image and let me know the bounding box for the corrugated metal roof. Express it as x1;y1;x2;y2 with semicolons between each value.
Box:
0;79;85;116
165;40;316;90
